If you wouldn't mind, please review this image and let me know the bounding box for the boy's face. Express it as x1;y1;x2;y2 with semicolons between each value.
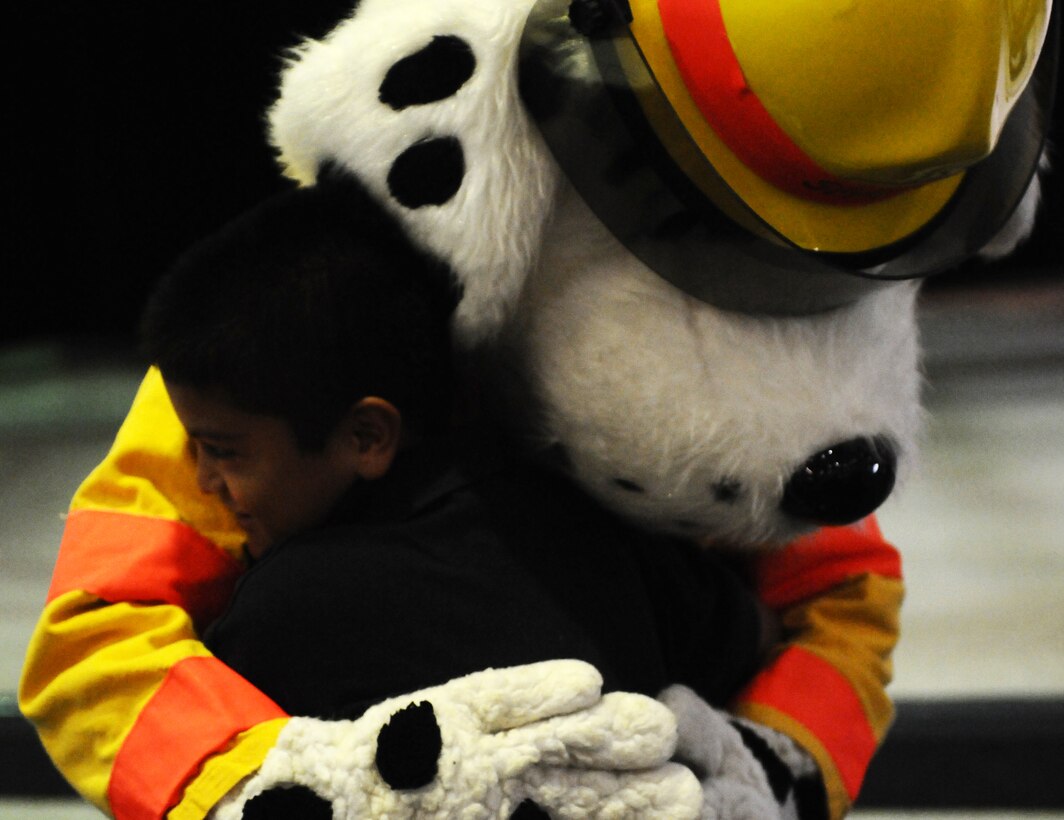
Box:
166;381;370;557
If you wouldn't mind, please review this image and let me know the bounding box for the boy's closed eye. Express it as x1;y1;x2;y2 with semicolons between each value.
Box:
187;437;240;462
199;441;239;460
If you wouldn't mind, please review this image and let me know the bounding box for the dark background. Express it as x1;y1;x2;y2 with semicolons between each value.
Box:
4;4;1061;348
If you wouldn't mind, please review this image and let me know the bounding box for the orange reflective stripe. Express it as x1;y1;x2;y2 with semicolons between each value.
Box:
109;656;287;820
48;509;244;631
738;646;875;801
754;518;901;609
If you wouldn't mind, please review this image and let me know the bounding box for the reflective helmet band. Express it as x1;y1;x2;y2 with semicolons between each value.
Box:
655;0;898;204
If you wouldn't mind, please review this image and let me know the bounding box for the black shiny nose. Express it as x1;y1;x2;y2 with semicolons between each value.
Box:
781;437;897;526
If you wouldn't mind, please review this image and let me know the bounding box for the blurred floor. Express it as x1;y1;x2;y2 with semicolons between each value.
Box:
0;803;1059;820
1;278;1062;816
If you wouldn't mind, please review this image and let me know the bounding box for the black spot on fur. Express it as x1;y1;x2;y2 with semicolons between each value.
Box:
388;137;465;208
730;720;793;803
242;785;332;819
380;36;476;110
375;701;442;790
793;773;830;820
613;478;645;493
510;799;552;820
713;479;742;504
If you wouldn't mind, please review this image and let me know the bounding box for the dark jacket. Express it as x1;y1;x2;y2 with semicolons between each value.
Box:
205;441;763;719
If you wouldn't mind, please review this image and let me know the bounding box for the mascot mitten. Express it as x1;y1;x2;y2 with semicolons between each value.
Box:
211;662;702;820
662;685;824;820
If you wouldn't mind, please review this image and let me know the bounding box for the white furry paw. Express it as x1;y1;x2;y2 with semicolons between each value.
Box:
659;685;828;820
212;660;702;819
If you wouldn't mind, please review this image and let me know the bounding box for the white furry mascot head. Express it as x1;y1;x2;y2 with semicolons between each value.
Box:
268;0;1056;547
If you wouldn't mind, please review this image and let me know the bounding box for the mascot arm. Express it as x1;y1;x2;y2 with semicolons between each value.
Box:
18;368;287;817
20;369;700;819
733;519;904;820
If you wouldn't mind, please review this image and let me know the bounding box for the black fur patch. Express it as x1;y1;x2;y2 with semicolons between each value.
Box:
613;478;645;493
242;784;332;819
793;773;830;820
375;701;443;790
380;36;476;110
388;137;465;208
713;479;742;504
510;798;552;819
730;720;793;803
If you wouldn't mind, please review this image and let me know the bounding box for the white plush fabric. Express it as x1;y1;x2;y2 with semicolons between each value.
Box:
270;0;555;345
270;0;931;549
501;184;924;546
659;685;783;820
268;0;1045;549
211;661;703;819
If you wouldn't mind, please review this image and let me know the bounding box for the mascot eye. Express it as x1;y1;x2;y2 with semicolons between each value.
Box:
712;480;742;504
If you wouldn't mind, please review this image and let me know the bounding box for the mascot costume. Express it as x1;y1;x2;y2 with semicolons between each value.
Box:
20;0;1057;818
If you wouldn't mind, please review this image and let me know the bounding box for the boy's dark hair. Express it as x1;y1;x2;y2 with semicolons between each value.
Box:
141;169;461;450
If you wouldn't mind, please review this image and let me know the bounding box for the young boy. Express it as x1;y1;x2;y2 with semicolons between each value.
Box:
139;171;768;721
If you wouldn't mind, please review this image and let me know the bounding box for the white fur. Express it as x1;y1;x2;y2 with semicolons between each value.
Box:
502;185;924;546
268;0;1041;548
270;0;555;344
268;0;929;547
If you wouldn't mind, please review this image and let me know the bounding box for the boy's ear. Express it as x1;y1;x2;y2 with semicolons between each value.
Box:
342;397;403;479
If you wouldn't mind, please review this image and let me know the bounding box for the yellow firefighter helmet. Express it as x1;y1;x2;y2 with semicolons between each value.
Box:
520;0;1058;312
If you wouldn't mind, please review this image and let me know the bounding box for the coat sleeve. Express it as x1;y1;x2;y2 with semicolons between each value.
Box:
18;368;289;819
731;517;904;820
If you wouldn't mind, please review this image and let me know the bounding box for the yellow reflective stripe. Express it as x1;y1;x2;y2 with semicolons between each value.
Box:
168;719;289;820
70;367;246;561
19;590;213;813
777;573;903;739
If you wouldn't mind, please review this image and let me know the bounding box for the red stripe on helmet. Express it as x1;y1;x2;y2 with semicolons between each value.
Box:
655;0;895;205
